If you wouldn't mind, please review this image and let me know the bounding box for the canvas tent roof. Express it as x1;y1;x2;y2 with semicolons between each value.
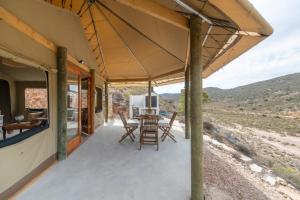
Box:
45;0;272;85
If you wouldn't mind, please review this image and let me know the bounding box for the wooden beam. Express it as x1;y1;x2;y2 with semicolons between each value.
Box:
105;82;109;122
148;80;151;110
0;6;90;72
115;0;189;31
90;69;96;134
184;66;190;139
184;31;190;72
108;78;148;82
96;0;184;64
190;15;204;200
57;46;68;161
152;68;184;80
108;68;184;83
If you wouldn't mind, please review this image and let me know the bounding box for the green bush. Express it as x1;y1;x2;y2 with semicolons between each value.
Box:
272;166;300;189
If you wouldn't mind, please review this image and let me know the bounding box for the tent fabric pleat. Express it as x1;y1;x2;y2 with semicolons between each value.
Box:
45;0;273;85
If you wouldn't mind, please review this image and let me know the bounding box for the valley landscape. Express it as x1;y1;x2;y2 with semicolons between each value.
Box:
161;73;300;195
110;73;300;199
203;73;300;189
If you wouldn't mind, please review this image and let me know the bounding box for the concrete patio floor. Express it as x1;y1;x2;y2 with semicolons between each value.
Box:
17;120;191;200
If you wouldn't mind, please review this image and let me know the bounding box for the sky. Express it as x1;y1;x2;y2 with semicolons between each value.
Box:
155;0;300;94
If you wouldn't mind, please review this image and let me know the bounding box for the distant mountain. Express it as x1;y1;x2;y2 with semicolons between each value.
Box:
205;73;300;103
160;93;181;102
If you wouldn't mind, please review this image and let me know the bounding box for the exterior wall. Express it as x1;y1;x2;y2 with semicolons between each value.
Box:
108;93;113;119
0;0;104;197
0;71;57;195
0;0;97;68
95;79;105;128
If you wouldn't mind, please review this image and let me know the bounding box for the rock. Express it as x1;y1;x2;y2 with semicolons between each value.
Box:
287;184;295;189
240;154;252;162
262;174;277;186
204;121;218;133
276;177;288;186
249;164;263;173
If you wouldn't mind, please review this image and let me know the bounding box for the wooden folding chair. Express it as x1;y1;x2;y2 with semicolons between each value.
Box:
140;115;159;151
159;112;177;142
118;112;138;143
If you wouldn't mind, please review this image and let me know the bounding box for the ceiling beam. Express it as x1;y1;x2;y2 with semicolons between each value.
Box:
0;6;90;72
94;3;151;79
108;78;148;82
88;5;108;78
152;68;184;80
96;0;184;64
115;0;189;31
108;67;184;83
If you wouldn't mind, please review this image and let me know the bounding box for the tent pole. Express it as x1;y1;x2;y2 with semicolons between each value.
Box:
57;46;68;160
148;80;151;111
190;15;204;200
90;69;95;134
105;81;108;123
185;66;190;139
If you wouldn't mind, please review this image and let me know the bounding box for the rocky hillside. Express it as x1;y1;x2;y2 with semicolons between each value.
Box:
205;73;300;103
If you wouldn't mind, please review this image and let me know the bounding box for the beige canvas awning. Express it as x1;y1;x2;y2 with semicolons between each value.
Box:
46;0;272;85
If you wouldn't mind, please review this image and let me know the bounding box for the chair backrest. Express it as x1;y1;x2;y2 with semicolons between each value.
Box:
141;115;159;132
169;112;177;126
118;112;127;127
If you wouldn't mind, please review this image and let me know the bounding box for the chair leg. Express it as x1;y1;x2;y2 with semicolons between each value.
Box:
161;127;167;138
119;128;135;143
156;132;159;151
168;132;177;142
139;132;143;150
118;133;127;143
162;130;168;142
128;132;134;142
162;128;177;142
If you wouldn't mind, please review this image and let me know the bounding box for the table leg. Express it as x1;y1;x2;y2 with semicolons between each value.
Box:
2;127;6;140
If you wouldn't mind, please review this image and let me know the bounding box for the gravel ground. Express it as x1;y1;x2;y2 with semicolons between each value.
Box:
204;148;268;200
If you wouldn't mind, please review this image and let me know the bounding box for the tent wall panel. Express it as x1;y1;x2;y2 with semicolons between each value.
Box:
0;0;97;68
0;71;57;197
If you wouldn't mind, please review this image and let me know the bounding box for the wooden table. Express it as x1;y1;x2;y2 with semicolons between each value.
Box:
2;122;37;140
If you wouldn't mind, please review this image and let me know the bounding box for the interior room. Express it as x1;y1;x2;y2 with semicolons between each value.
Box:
0;57;49;143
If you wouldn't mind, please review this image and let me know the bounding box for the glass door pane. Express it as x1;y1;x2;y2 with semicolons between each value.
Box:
67;72;80;141
81;78;89;134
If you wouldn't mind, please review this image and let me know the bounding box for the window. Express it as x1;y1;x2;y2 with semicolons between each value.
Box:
145;96;157;108
25;88;48;109
95;87;102;113
0;57;49;147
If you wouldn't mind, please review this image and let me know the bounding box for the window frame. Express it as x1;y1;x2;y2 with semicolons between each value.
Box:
0;71;50;148
95;87;103;113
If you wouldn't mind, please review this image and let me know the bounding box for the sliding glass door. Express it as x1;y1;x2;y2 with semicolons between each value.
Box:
81;77;89;134
67;70;81;153
66;65;92;154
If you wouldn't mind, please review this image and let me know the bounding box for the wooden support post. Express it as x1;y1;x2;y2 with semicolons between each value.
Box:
90;69;95;133
148;80;151;110
185;66;190;139
105;81;108;123
190;15;204;200
57;46;67;161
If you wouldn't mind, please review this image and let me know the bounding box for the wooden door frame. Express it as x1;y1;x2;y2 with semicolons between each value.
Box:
66;66;81;154
81;76;92;135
